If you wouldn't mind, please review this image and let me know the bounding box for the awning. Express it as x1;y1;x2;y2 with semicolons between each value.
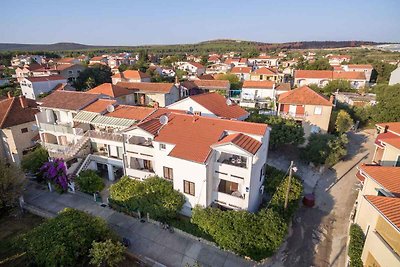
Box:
91;116;136;128
73;111;98;124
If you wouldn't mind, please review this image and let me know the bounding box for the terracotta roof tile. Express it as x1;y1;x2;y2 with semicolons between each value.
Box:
295;70;366;80
365;195;400;230
359;165;400;197
251;67;277;75
87;83;133;98
106;105;155;121
275;83;291;91
188;62;205;69
116;82;175;94
242;80;275;89
197;74;215;80
188;92;248;119
231;67;252;73
112;70;150;80
0;97;38;128
375;131;400;149
215;133;261;154
39;91;99;110
192;79;230;89
278;86;332;106
83;99;116;113
25;75;66;83
376;122;400;135
143;113;268;163
347;64;373;69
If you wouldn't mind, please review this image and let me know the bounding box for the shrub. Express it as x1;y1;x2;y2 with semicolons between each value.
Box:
348;224;365;267
76;170;105;194
89;239;126;267
21;146;48;175
109;176;185;220
300;133;348;166
0;159;25;213
19;208;116;266
40;158;70;192
335;110;354;134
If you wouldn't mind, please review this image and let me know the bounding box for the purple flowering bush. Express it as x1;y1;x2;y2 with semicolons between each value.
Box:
40;158;70;192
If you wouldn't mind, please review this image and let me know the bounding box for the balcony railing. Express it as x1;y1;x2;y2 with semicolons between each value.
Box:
87;130;123;142
279;112;306;120
39;122;74;134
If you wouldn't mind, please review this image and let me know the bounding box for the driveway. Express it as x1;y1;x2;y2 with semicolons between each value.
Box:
266;130;375;267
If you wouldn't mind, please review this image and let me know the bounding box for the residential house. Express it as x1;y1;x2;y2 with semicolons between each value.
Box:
224;58;241;66
327;54;351;65
231;66;253;81
32;64;86;82
166;92;249;120
206;63;232;74
354;165;400;267
240;81;290;109
0;95;39;165
248;55;280;68
111;70;151;84
116;82;180;107
11;55;43;67
342;64;374;82
15;62;43;82
277;86;333;137
294;70;367;89
87;83;136;105
20;75;68;100
186;55;202;63
89;56;108;65
56;57;81;65
373;122;400;166
389;66;400;85
123;112;270;215
208;56;221;64
250;67;282;82
178;80;230;98
177;62;205;76
334;92;376;107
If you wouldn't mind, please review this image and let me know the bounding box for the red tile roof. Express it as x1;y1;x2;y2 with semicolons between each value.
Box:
112;70;150;80
83;99;116;113
251;67;277;75
295;70;366;80
188;92;249;119
375;131;400;150
275;83;291;91
333;71;366;80
87;83;133;98
359;165;400;197
376;122;400;135
231;67;252;73
242;80;275;89
0;97;38;128
25;75;66;82
39;91;99;110
192;79;230;89
365;195;400;230
347;64;373;69
278;86;332;106
188;62;205;69
106;105;155;121
143;113;268;163
116;82;175;94
215;133;261;154
197;74;215;80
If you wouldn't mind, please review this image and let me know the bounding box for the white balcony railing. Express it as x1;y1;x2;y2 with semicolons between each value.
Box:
213;191;246;210
125;168;155;180
39;122;74;134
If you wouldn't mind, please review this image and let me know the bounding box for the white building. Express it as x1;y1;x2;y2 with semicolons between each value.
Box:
177;62;205;76
294;70;368;89
240;81;290;109
389;66;400;85
342;64;374;82
230;66;253;81
111;70;151;84
20;75;68;100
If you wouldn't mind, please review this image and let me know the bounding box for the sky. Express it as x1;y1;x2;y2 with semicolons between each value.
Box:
1;0;399;45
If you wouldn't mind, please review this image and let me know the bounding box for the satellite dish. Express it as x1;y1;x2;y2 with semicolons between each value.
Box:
226;99;232;106
159;115;169;125
188;106;194;114
106;105;115;113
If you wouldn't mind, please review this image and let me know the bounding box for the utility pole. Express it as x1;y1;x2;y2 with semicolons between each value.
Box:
284;161;294;210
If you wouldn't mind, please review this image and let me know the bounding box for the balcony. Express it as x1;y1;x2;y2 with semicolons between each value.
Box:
87;130;123;143
42;142;69;153
125;168;155;180
213;191;246;210
39;122;74;134
125;136;154;157
217;152;247;168
279;111;305;120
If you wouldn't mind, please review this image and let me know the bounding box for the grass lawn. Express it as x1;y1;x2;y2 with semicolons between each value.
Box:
0;211;44;267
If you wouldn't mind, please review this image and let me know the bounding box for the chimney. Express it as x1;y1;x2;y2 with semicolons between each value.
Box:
384;125;389;133
7;91;12;99
19;95;28;108
153;102;159;109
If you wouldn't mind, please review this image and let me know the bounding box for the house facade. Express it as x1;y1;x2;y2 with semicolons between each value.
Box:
177;62;205;76
240;81;290;109
20;75;68;100
230;66;252;81
294;70;368;89
111;70;151;84
389;66;400;85
250;67;282;82
342;64;374;82
277;86;333;137
372;122;400;166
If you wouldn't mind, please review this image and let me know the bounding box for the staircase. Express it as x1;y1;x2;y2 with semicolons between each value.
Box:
47;132;90;160
75;154;93;176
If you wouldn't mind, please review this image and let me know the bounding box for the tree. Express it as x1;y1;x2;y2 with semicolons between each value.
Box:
297;58;333;71
373;62;396;84
40;158;70;192
323;79;353;94
246;114;304;148
75;170;105;194
89;239;126;267
20;208;116;266
74;64;112;91
0;159;25;213
335;110;354;133
21;146;49;175
371;84;400;123
215;73;242;90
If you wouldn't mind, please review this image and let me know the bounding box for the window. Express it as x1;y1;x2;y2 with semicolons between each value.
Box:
314;106;322;115
183;180;195;196
163;167;173;180
21;128;28;133
194;111;201;116
395;155;400;167
159;143;166;150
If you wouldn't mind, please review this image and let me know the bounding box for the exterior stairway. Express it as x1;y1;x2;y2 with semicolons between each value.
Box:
47;132;90;160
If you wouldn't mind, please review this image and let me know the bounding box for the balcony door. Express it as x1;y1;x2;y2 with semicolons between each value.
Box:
289;105;297;116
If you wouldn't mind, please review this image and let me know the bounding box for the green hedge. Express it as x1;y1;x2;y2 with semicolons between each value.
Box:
75;170;105;194
348;224;365;267
192;170;303;261
109;176;185;220
21;146;48;175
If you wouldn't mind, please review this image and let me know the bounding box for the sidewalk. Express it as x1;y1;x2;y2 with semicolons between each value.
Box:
23;182;253;267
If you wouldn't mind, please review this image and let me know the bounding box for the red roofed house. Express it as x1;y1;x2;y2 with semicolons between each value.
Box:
177;62;205;76
294;70;368;89
250;67;282;82
87;83;136;105
230;66;253;81
240;81;290;108
327;54;351;65
0;95;39;165
342;64;374;82
354;164;400;267
277;86;333;137
123;112;271;215
20;75;68;100
248;55;280;68
111;70;151;84
166;92;249;120
373;122;400;166
89;56;108;65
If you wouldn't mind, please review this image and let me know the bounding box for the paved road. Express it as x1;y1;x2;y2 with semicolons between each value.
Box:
23;182;253;267
266;130;375;267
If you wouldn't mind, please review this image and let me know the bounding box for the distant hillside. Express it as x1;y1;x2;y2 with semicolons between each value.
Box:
0;40;382;53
